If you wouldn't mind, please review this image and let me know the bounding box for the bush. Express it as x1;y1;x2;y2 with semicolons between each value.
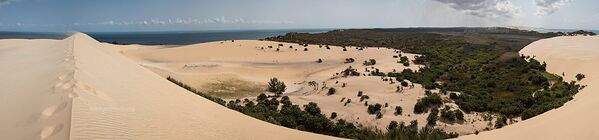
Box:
304;102;321;115
388;121;399;130
304;48;308;51
495;115;507;128
357;91;363;97
449;93;458;100
363;59;377;66
395;106;403;115
427;108;439;126
414;94;443;114
367;103;382;114
327;88;336;95
317;58;323;63
268;77;287;96
440;106;456;122
455;110;464;121
330;112;338;119
576;73;586;81
360;95;370;102
400;81;409;87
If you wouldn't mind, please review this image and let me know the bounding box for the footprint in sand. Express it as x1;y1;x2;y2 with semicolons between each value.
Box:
40;124;64;140
41;102;68;120
74;82;112;101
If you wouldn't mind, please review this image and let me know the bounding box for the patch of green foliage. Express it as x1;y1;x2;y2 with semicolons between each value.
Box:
414;93;443;114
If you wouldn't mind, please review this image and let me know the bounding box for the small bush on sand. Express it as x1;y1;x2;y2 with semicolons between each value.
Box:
395;106;403;115
327;88;336;95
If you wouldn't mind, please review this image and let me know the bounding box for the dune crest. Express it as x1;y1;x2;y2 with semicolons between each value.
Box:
0;33;338;140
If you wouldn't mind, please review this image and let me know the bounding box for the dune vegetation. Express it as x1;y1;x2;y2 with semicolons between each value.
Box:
168;76;457;139
266;28;585;121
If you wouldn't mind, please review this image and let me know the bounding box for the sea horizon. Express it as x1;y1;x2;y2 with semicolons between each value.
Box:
1;27;596;45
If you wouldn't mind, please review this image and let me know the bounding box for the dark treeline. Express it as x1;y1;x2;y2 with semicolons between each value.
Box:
266;28;583;120
167;77;458;140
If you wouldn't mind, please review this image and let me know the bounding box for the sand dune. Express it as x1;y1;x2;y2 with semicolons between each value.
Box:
116;40;495;134
0;33;337;139
459;36;599;139
3;33;597;139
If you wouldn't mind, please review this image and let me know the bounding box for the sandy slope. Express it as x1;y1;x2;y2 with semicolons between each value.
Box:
0;39;71;140
0;33;338;139
459;36;599;139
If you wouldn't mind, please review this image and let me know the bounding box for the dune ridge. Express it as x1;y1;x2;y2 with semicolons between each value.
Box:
0;33;338;140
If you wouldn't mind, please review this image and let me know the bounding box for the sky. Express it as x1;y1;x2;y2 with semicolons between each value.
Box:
0;0;598;32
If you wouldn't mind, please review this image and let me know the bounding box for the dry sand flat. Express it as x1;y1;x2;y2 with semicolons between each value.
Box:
116;40;496;134
0;33;338;139
459;36;599;139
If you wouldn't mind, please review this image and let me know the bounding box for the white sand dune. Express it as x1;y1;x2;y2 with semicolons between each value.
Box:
0;33;338;140
460;36;599;139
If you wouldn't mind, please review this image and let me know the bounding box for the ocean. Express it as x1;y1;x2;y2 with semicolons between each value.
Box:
85;29;331;45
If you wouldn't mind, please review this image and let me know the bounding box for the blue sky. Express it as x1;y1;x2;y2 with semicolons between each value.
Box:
0;0;598;32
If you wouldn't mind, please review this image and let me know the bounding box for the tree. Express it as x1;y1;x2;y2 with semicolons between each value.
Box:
327;88;336;95
304;48;308;51
395;106;403;115
317;58;323;63
268;77;287;96
357;91;363;97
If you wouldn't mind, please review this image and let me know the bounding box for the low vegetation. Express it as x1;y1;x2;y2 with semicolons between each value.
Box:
168;77;457;139
414;93;442;114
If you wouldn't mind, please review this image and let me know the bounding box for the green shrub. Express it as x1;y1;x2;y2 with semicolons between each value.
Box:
327;88;336;95
395;106;403;115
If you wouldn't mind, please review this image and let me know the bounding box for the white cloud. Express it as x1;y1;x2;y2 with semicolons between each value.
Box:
0;0;18;7
82;16;293;26
432;0;520;19
534;0;570;16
